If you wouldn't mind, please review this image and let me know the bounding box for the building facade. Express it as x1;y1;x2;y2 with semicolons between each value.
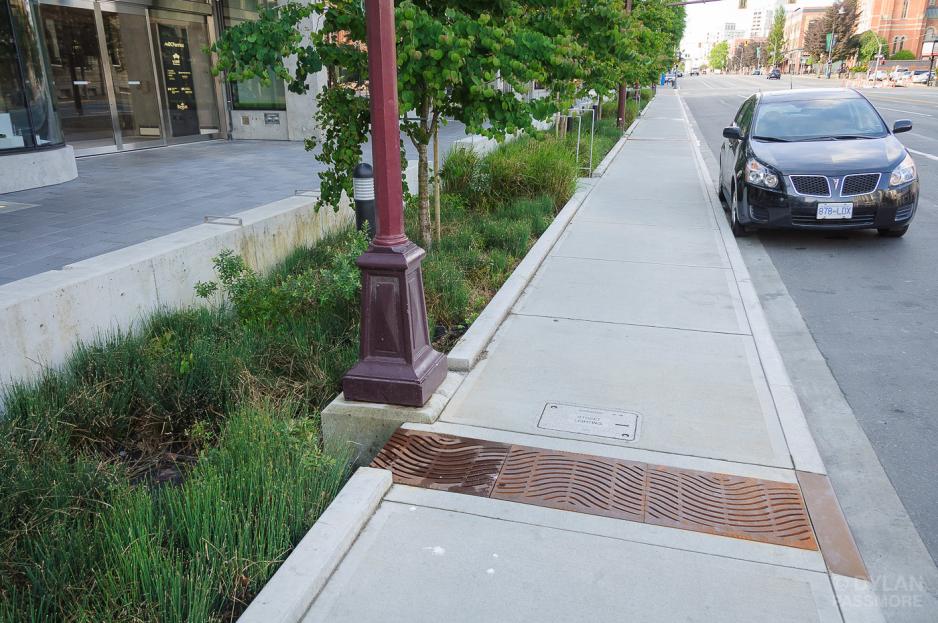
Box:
783;5;829;72
1;0;322;192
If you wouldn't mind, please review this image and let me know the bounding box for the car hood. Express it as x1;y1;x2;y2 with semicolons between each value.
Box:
751;136;907;174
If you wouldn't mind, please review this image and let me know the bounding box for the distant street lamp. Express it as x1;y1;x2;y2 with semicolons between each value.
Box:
342;0;447;406
826;5;846;79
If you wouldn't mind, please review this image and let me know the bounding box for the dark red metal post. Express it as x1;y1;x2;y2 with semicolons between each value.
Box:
341;0;447;406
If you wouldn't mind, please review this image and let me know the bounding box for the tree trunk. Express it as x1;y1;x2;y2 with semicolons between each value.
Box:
617;82;626;129
597;94;603;120
433;126;441;242
417;142;432;247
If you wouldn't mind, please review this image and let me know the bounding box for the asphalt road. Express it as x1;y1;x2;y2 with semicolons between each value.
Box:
681;74;938;565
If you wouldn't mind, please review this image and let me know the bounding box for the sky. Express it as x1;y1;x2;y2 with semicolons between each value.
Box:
682;0;741;48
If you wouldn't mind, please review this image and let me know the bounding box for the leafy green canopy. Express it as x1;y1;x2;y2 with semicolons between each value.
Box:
211;0;684;242
709;40;729;70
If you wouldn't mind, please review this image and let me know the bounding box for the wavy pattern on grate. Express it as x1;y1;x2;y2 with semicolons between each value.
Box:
371;429;511;496
645;466;817;549
492;448;646;521
373;430;819;550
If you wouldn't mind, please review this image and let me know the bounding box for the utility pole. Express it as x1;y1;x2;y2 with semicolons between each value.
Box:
342;0;447;407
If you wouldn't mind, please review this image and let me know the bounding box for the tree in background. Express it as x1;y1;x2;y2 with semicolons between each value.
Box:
766;10;786;67
709;40;729;70
804;20;827;69
891;49;915;60
857;30;887;63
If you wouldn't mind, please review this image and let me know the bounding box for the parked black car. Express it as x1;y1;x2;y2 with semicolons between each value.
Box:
767;68;781;79
718;89;918;237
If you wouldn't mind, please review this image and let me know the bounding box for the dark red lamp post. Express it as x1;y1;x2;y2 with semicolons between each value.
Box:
341;0;447;407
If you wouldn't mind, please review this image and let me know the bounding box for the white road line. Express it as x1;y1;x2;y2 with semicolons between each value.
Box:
907;131;936;142
875;105;933;117
908;148;938;161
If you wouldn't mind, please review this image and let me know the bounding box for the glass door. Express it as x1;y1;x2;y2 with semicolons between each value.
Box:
150;11;219;141
39;1;115;150
101;4;164;146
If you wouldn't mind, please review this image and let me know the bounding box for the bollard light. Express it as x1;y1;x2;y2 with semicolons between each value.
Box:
352;163;376;238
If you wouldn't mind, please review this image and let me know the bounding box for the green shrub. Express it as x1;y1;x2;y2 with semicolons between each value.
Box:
485;136;578;209
423;250;473;327
440;146;484;197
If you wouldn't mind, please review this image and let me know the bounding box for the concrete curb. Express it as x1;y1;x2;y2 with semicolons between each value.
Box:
238;467;391;623
675;93;826;476
591;135;628;178
447;178;598;371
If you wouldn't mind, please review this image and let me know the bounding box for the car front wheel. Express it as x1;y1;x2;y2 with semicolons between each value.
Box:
730;185;750;237
877;225;909;238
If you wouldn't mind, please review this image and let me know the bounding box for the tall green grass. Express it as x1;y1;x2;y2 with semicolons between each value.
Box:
1;402;348;621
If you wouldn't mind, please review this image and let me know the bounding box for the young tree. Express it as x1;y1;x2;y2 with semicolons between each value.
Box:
857;30;887;63
804;20;827;69
766;9;786;67
212;0;572;246
709;40;729;70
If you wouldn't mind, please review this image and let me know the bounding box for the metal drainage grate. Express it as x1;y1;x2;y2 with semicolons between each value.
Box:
371;430;511;496
373;430;819;550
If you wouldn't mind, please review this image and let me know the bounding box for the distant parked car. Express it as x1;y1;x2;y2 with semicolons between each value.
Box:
752;69;762;75
767;68;781;79
912;70;933;84
676;70;684;77
690;67;700;76
888;67;911;81
718;88;918;237
869;69;888;81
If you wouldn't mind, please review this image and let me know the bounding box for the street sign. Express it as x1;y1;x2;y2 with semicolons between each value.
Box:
826;33;833;52
923;41;938;57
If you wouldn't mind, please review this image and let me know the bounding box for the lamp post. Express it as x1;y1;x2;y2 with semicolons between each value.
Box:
341;0;447;407
826;5;845;79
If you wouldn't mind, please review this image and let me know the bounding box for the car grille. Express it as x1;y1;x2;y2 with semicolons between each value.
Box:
841;173;881;196
790;175;830;196
896;205;914;221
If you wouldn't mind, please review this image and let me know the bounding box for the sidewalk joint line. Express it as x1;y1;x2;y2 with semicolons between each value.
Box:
509;311;752;337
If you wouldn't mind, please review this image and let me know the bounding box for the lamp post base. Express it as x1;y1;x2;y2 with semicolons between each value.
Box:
342;241;447;407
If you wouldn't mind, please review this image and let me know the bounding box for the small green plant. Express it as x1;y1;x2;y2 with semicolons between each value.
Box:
196;228;369;328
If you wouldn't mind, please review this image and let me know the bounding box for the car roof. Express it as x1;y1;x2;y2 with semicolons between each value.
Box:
757;88;863;103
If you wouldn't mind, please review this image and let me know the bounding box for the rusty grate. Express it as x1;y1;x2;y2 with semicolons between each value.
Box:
371;429;511;496
645;465;816;549
492;447;646;522
373;430;820;551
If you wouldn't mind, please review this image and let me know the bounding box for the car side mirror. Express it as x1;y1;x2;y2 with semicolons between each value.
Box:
723;126;742;140
893;119;912;134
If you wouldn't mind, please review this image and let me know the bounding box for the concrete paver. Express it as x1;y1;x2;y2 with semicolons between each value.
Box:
297;91;886;622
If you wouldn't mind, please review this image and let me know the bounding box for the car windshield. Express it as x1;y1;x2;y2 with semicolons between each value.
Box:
752;98;887;142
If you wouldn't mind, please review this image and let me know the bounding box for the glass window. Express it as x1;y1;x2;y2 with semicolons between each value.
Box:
41;3;115;148
1;0;63;150
753;98;887;141
222;0;285;110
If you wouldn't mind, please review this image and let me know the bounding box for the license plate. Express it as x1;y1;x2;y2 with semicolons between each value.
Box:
816;202;853;219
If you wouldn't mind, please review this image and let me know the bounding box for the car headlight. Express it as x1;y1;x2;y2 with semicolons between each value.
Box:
889;153;916;186
746;158;779;189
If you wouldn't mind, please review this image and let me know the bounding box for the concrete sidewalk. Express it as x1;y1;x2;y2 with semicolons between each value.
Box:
258;91;890;623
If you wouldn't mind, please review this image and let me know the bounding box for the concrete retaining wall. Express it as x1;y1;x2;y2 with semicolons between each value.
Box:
0;193;353;389
0;145;78;193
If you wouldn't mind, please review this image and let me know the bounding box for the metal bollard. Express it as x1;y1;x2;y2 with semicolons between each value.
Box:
352;163;376;239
